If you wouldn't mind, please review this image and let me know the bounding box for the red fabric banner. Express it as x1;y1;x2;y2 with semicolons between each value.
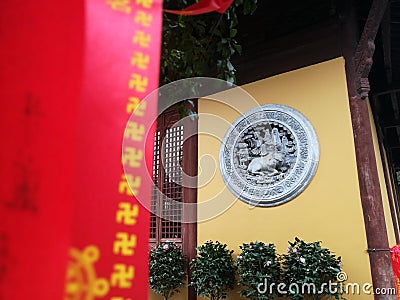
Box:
66;0;162;299
164;0;233;15
0;1;84;298
0;0;162;299
390;245;400;298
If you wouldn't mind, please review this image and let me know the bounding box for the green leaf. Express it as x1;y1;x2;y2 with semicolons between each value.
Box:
234;44;242;55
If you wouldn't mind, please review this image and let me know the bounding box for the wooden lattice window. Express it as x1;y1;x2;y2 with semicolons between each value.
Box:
150;103;198;300
150;106;185;247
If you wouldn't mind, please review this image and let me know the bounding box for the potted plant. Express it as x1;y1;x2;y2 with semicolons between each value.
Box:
236;241;281;299
149;242;186;300
190;240;237;300
281;237;345;300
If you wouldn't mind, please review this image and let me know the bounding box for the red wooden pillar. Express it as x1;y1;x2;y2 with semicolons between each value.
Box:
339;0;396;298
182;101;198;300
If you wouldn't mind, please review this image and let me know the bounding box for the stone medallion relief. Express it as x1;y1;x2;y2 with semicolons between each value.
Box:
219;104;319;207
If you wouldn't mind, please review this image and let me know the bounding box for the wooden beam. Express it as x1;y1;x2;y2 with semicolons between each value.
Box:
391;91;400;120
339;1;396;299
381;119;400;129
373;88;400;97
233;18;341;85
353;0;389;99
381;6;393;85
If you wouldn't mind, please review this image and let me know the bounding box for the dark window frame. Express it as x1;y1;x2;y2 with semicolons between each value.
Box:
150;102;197;279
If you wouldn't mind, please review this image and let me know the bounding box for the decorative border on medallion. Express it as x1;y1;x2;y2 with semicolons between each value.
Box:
219;104;319;207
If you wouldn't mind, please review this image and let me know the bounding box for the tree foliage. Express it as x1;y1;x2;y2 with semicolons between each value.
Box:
189;240;237;300
149;242;186;300
236;241;281;299
281;237;345;300
161;0;258;85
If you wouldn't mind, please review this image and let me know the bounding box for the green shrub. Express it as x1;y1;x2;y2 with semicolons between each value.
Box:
190;240;237;300
236;241;281;299
281;237;345;300
149;242;186;300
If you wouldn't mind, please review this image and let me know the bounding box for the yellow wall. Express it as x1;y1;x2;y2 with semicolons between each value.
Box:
197;58;373;299
149;280;188;300
149;58;397;300
381;143;400;237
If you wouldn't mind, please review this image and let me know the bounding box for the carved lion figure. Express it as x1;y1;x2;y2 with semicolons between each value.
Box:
247;151;285;176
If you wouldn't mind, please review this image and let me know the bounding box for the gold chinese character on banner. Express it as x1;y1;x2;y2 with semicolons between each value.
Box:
128;74;148;93
113;232;137;256
118;174;141;196
132;31;151;48
135;0;153;9
130;52;150;70
116;202;139;225
125;122;145;142
122;147;143;168
110;264;134;288
126;97;146;115
134;11;153;27
106;0;131;13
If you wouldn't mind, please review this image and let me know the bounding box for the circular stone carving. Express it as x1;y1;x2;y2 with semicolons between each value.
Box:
219;104;319;207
